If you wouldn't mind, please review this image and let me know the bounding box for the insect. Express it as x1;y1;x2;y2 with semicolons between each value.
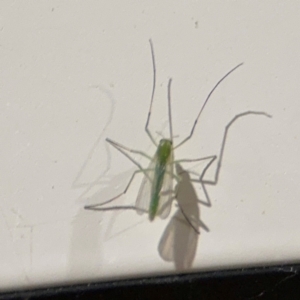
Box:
84;40;243;228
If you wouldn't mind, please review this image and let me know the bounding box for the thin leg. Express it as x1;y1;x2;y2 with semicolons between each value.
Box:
84;168;153;211
168;112;271;234
174;155;217;164
85;135;158;211
174;63;244;150
173;173;209;234
175;155;216;205
173;161;211;237
176;163;213;208
106;138;152;160
177;177;212;207
180;111;271;209
85;205;146;213
202;111;272;186
106;139;151;179
199;183;212;207
175;157;216;182
145;39;158;146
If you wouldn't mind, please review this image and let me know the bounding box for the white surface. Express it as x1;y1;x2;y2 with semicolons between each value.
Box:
0;1;299;291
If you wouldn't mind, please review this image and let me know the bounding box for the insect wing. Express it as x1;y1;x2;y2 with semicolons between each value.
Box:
157;153;174;219
135;157;156;215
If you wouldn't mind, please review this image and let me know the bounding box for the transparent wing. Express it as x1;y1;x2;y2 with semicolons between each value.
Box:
157;152;174;219
135;157;156;215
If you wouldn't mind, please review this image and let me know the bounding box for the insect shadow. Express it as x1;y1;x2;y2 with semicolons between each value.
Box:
72;84;115;196
84;39;245;230
158;110;272;270
158;162;207;270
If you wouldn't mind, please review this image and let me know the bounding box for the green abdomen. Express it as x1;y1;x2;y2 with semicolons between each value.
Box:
149;162;166;221
148;138;172;221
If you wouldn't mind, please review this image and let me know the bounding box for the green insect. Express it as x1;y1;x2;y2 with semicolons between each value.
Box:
84;40;243;226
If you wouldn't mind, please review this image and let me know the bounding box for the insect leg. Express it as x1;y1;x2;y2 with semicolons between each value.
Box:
201;111;272;186
106;138;152;181
106;138;152;160
165;155;216;183
85;136;157;211
183;111;272;208
174;155;217;165
84;168;152;213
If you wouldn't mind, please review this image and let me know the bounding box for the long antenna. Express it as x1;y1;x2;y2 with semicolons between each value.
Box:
174;63;244;149
145;39;157;146
167;78;174;142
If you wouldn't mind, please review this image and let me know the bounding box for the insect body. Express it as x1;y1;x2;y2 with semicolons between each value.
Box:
84;40;243;225
138;139;173;221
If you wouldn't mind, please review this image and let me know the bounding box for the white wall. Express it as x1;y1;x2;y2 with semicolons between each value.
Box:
0;1;299;291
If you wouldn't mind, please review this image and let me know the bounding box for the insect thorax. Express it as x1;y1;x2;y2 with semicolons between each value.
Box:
157;139;172;163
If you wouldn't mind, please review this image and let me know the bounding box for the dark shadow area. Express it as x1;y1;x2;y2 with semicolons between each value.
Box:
158;163;209;270
3;264;300;300
67;85;116;280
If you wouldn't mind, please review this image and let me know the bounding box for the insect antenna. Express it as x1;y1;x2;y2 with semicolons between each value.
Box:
145;39;158;146
167;78;174;142
174;63;244;149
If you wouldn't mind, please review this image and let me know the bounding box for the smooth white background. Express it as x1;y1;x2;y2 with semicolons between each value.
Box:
0;1;299;291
